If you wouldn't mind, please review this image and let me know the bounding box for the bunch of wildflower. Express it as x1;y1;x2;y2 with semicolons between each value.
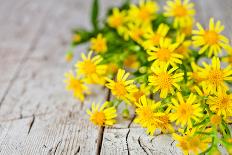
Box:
64;0;232;154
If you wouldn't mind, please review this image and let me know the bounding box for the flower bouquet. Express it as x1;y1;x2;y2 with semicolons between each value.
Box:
64;0;232;154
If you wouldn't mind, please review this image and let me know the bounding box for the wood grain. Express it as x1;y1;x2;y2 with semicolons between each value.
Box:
0;0;231;155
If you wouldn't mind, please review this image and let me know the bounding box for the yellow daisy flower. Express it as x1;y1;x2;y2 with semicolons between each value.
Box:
164;0;195;28
72;34;81;43
107;8;126;29
148;64;184;98
192;18;231;57
194;84;211;97
87;102;117;126
123;54;140;69
175;33;192;58
180;18;194;36
75;51;107;85
90;34;107;53
208;91;232;117
173;128;211;155
134;95;164;133
147;113;174;135
169;92;203;127
187;61;204;83
129;0;159;24
129;84;151;104
143;23;170;50
65;51;74;62
128;22;151;43
147;38;183;67
199;57;232;93
105;69;137;100
64;71;89;101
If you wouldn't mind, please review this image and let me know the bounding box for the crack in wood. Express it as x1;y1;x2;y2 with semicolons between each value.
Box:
127;115;135;128
138;136;148;155
171;140;175;146
125;129;130;155
74;146;80;155
96;127;104;155
53;140;62;155
27;115;35;134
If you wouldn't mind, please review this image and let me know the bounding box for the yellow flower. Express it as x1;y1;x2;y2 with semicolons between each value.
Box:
175;33;192;58
123;54;140;69
147;113;174;135
129;84;151;104
105;69;137;100
194;84;210;97
72;34;81;43
210;114;221;126
87;102;117;126
148;64;184;98
64;72;89;101
169;92;203;127
106;63;118;74
143;23;169;50
128;22;151;43
76;51;107;85
208;91;232;117
147;38;183;67
107;8;126;29
90;34;107;53
134;95;164;134
180;18;194;36
164;0;195;28
187;61;203;83
199;57;232;93
65;51;73;62
129;0;159;24
192;18;231;57
173;128;211;155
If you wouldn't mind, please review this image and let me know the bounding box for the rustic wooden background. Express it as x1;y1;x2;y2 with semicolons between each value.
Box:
0;0;231;154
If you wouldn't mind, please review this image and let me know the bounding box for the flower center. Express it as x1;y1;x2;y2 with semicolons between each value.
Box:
83;60;96;75
71;79;82;91
141;107;154;119
111;16;123;27
204;30;219;45
189;137;200;148
133;91;144;102
219;96;230;107
174;5;187;17
156;48;171;61
151;34;161;45
180;140;189;150
158;72;172;89
208;69;223;85
178;103;193;119
94;40;106;51
176;45;187;55
210;115;221;125
92;111;105;126
139;7;150;20
114;82;127;97
131;29;144;41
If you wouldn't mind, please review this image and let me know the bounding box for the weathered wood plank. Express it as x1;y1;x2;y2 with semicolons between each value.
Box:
101;128;182;155
0;0;54;105
0;113;101;155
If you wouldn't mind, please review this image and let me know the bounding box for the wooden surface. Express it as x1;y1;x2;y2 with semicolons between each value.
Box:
0;0;231;154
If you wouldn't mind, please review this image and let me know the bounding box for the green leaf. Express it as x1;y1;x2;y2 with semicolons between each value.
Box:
91;0;99;31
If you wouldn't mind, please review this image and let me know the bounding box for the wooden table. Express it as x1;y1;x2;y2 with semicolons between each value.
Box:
0;0;231;154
